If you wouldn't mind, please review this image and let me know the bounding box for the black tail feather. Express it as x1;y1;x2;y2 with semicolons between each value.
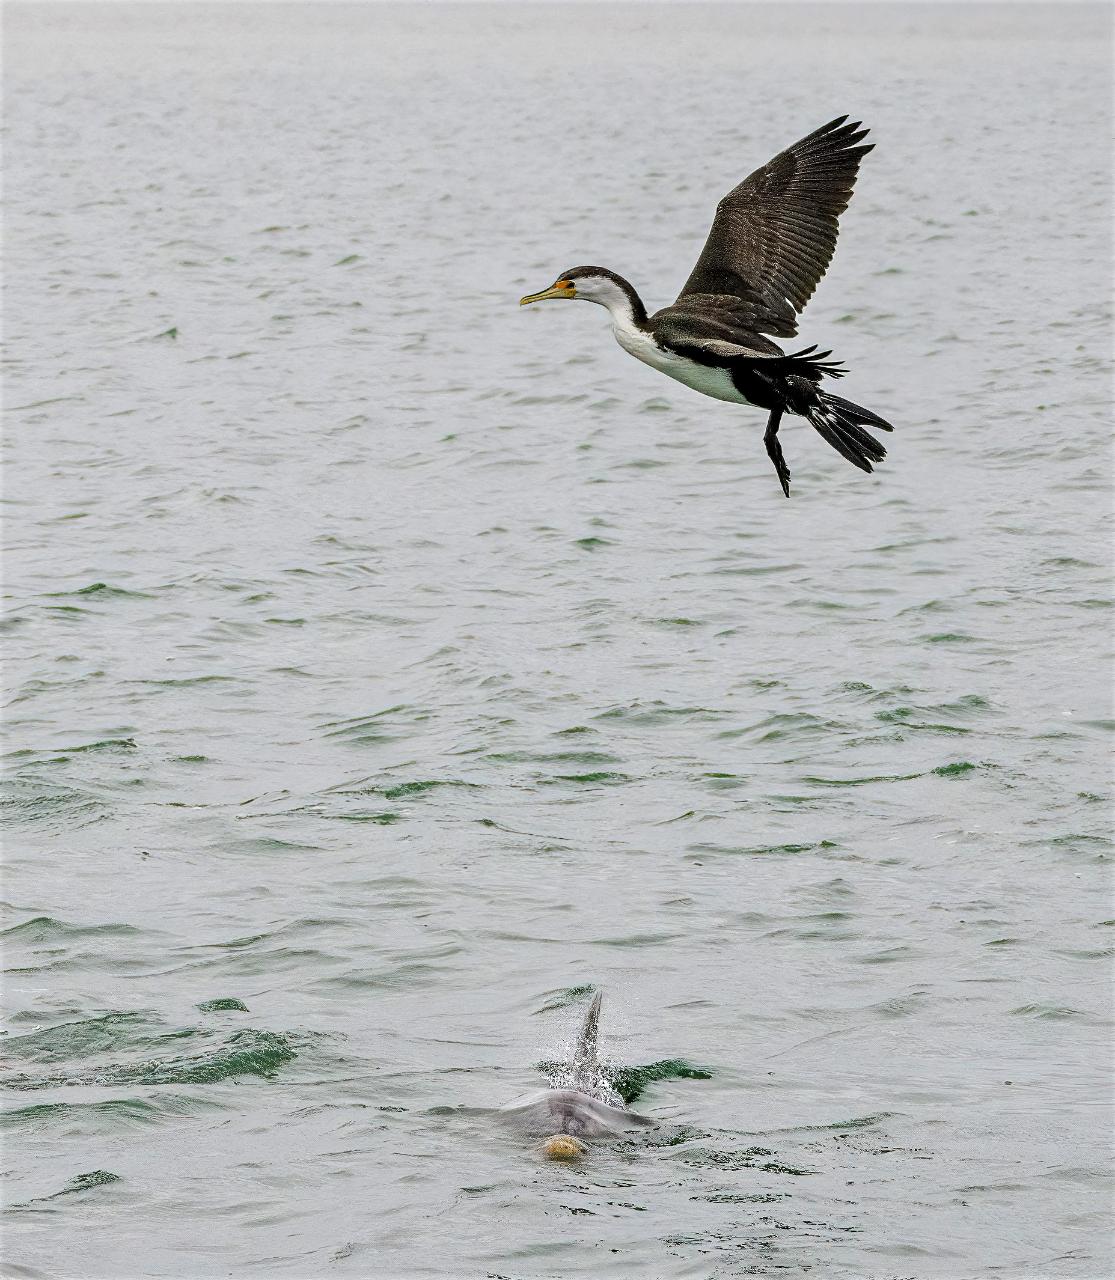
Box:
810;416;876;473
822;392;894;432
772;345;848;381
806;392;891;473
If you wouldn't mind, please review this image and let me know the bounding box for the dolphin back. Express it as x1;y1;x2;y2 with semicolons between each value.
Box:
571;991;603;1094
499;1088;653;1138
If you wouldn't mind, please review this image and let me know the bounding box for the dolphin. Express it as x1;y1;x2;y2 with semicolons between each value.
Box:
499;992;656;1160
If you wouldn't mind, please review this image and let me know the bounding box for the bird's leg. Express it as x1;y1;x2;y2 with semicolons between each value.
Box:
764;406;791;498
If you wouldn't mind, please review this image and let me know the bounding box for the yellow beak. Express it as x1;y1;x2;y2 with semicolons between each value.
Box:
519;280;576;306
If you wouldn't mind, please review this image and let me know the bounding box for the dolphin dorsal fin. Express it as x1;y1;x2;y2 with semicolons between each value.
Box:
571;991;603;1094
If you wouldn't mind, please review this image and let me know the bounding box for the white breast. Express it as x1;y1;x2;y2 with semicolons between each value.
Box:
611;319;747;405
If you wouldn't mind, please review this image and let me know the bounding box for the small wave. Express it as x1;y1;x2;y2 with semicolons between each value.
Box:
933;761;979;777
608;1059;713;1106
804;771;922;787
3;1014;299;1089
319;704;418;743
4;1011;154;1064
6;737;138;759
116;1030;297;1085
672;1144;816;1176
535;985;598;1013
36;1170;122;1201
45;583;153;599
686;840;839;859
875;709;972;735
9;1171;125;1212
380;779;477;799
486;750;619;766
1;916;142;943
594;700;727;726
541;771;630;786
1010;1004;1086;1020
792;1111;896;1132
0;778;108;830
717;712;847;743
2;1094;225;1131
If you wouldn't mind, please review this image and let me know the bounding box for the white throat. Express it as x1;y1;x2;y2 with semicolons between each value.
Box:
604;298;644;345
574;277;642;333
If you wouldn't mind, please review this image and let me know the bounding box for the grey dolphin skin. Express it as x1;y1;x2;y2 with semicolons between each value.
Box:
500;992;655;1160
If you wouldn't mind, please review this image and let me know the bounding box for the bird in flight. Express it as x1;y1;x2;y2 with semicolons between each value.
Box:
520;116;892;497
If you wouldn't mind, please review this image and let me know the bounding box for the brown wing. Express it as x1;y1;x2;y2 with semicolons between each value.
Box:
677;116;874;338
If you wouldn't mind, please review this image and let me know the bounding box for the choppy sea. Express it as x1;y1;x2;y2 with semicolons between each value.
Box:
3;3;1112;1277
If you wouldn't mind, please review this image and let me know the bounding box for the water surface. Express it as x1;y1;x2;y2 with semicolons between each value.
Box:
3;3;1112;1277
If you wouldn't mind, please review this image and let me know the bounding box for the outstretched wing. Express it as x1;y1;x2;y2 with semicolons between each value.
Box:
677;116;874;339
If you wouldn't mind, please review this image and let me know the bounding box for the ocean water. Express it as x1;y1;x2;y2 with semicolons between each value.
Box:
2;3;1112;1277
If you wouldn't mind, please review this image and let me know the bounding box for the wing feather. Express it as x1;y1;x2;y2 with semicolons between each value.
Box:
648;306;848;381
649;305;787;362
677;116;874;338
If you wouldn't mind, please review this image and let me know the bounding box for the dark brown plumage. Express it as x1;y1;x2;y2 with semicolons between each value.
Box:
677;116;874;339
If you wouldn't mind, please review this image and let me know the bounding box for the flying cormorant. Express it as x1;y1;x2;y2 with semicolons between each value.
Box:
520;116;892;496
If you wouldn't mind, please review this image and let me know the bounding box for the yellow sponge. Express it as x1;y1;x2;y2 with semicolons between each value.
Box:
541;1134;587;1161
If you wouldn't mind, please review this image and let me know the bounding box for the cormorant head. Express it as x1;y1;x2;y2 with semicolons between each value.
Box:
540;1133;588;1161
520;266;640;318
